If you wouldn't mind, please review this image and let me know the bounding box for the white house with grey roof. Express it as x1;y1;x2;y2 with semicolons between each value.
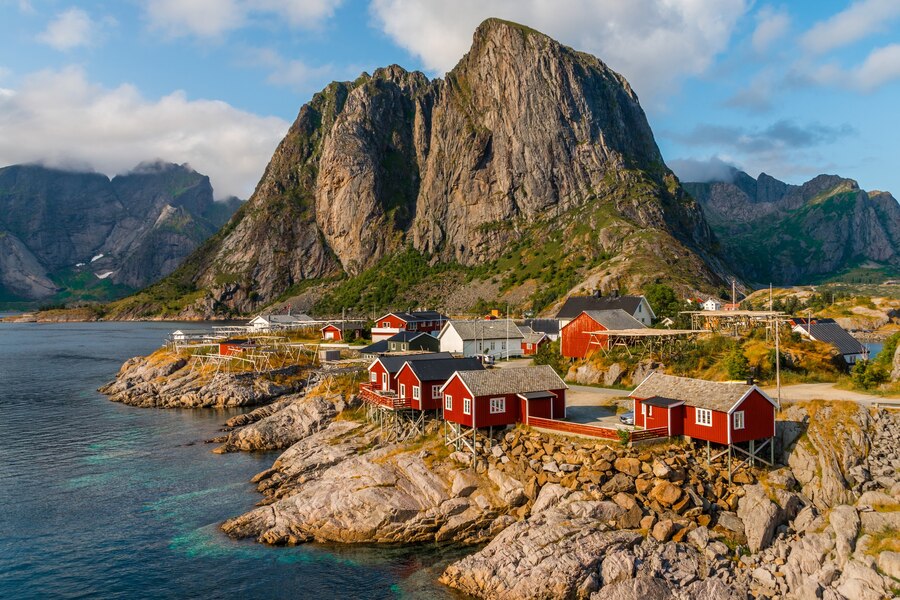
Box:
437;319;525;359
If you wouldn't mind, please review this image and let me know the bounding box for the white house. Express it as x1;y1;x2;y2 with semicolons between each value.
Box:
555;293;656;328
248;313;316;332
438;319;525;359
701;298;723;311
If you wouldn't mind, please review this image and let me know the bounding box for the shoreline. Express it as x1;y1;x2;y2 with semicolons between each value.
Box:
97;345;900;599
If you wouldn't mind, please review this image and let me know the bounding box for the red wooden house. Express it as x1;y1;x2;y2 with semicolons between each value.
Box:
321;324;343;341
321;321;365;341
519;327;549;356
560;309;645;359
394;357;484;411
371;311;449;342
440;365;567;429
219;339;256;356
362;352;453;409
629;373;777;444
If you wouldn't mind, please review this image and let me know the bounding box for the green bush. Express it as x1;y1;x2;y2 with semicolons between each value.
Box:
723;345;751;380
851;359;888;390
533;340;568;377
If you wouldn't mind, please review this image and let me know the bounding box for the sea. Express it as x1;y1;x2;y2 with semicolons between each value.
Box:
0;320;465;599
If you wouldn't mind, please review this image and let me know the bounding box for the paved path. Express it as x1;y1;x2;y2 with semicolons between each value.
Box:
762;382;900;406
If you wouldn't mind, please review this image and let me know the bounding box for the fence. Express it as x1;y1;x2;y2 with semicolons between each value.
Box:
527;416;668;443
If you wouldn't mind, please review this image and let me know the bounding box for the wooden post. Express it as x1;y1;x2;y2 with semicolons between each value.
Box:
728;446;732;483
707;440;710;465
750;440;755;468
770;436;775;466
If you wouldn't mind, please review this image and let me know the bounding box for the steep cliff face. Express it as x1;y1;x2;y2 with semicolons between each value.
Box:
147;18;725;316
685;171;900;284
0;162;242;302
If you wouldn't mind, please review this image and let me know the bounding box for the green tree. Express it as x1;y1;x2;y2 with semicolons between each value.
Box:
644;283;686;321
851;360;888;390
724;345;751;380
533;339;568;377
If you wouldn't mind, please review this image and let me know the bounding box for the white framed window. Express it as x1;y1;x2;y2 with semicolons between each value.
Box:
641;403;646;415
399;384;406;398
490;341;496;350
370;371;377;382
432;385;442;399
733;411;745;430
501;341;506;349
648;405;653;417
412;386;420;400
696;408;712;427
463;397;471;415
489;397;505;414
445;394;453;411
382;321;389;327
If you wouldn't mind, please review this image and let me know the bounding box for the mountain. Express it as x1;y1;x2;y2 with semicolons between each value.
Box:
0;161;242;304
684;171;900;285
110;18;732;319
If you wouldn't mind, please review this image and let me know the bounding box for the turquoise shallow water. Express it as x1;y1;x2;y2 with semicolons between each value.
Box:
0;321;464;599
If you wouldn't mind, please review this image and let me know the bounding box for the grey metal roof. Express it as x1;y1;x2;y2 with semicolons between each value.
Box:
800;320;866;356
377;352;454;374
580;309;646;331
445;319;524;341
522;330;548;344
642;396;684;408
454;365;567;397
556;296;646;319
523;318;560;336
518;390;558;400
389;310;448;323
403;357;484;382
630;372;759;413
388;331;430;343
322;320;365;330
360;340;389;354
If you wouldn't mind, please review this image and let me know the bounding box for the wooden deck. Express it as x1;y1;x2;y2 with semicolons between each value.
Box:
358;383;413;410
527;416;668;443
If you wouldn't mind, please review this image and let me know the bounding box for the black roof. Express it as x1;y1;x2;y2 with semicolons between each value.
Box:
803;320;866;356
360;340;389;354
389;310;448;323
387;331;429;343
518;390;558;400
556;296;644;319
376;352;453;374
523;318;560;335
404;357;484;381
643;396;684;408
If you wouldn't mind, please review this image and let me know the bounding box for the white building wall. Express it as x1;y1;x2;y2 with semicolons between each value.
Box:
438;325;465;354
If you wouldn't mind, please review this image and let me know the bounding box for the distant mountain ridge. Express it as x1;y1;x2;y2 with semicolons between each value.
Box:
0;162;242;304
113;18;732;318
684;170;900;284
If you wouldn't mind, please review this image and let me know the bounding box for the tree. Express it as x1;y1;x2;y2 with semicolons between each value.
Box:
851;359;888;390
724;345;751;380
533;339;568;377
644;283;683;321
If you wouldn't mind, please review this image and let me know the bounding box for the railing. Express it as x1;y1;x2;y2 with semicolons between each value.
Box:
527;416;668;443
358;383;413;410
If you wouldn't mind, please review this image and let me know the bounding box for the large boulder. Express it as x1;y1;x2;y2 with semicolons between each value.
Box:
737;484;781;552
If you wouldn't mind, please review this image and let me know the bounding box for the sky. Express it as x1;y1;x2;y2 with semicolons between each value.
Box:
1;0;899;200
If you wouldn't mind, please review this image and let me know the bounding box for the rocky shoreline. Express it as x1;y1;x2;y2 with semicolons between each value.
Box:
100;351;900;599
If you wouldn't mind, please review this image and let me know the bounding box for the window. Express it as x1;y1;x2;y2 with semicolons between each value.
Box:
381;321;389;327
444;394;453;411
501;341;506;349
463;397;471;415
733;411;745;430
648;405;653;417
696;408;712;426
370;371;377;382
641;403;646;415
399;384;406;398
489;397;505;414
432;385;442;399
490;341;496;350
412;386;420;400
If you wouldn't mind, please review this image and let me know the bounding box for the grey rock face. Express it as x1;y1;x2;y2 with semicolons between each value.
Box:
168;18;726;314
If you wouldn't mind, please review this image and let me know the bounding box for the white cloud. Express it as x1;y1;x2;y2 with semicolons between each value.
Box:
143;0;343;39
854;43;900;91
751;6;790;54
36;7;97;50
241;47;333;90
0;67;290;199
369;0;748;106
800;0;900;56
669;156;739;183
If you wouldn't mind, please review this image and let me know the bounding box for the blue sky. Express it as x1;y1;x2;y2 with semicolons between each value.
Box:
1;0;899;200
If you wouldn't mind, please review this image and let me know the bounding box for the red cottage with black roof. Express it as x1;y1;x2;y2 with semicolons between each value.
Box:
362;352;453;409
630;373;777;445
394;357;484;411
371;311;449;342
440;365;567;429
560;310;645;359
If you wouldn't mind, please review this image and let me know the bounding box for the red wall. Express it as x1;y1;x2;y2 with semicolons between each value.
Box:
644;404;670;430
395;365;448;411
561;313;607;359
521;338;548;356
376;314;408;330
443;376;566;428
368;361;394;392
322;325;343;341
683;405;729;444
375;314;444;334
220;342;249;356
730;390;775;443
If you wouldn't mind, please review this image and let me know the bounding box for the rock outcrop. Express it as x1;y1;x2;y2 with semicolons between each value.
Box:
685;170;900;284
125;18;729;317
0;162;242;302
99;350;304;408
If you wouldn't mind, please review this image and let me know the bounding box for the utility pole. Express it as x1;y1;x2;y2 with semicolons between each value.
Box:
506;303;510;361
775;317;781;409
769;283;773;310
732;279;736;307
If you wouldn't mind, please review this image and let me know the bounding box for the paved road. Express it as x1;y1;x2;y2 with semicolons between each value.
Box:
762;382;900;406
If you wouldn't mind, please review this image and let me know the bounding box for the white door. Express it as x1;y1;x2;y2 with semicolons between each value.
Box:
382;373;389;391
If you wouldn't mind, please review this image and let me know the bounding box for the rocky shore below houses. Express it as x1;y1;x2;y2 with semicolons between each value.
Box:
100;352;900;599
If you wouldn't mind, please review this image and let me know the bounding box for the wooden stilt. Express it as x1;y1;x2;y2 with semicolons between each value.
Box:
728;446;732;483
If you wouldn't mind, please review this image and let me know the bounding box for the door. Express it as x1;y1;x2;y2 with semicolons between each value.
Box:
382;372;389;391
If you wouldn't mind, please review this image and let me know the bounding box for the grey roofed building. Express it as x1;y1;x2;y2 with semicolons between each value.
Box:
444;319;524;340
391;310;448;323
580;309;646;331
792;318;867;363
451;365;567;397
359;340;389;356
521;329;548;345
556;295;652;319
402;357;484;381
375;352;454;374
630;372;770;413
523;318;561;338
388;331;431;343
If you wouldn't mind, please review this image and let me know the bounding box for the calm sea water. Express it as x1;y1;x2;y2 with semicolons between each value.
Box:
0;321;464;599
